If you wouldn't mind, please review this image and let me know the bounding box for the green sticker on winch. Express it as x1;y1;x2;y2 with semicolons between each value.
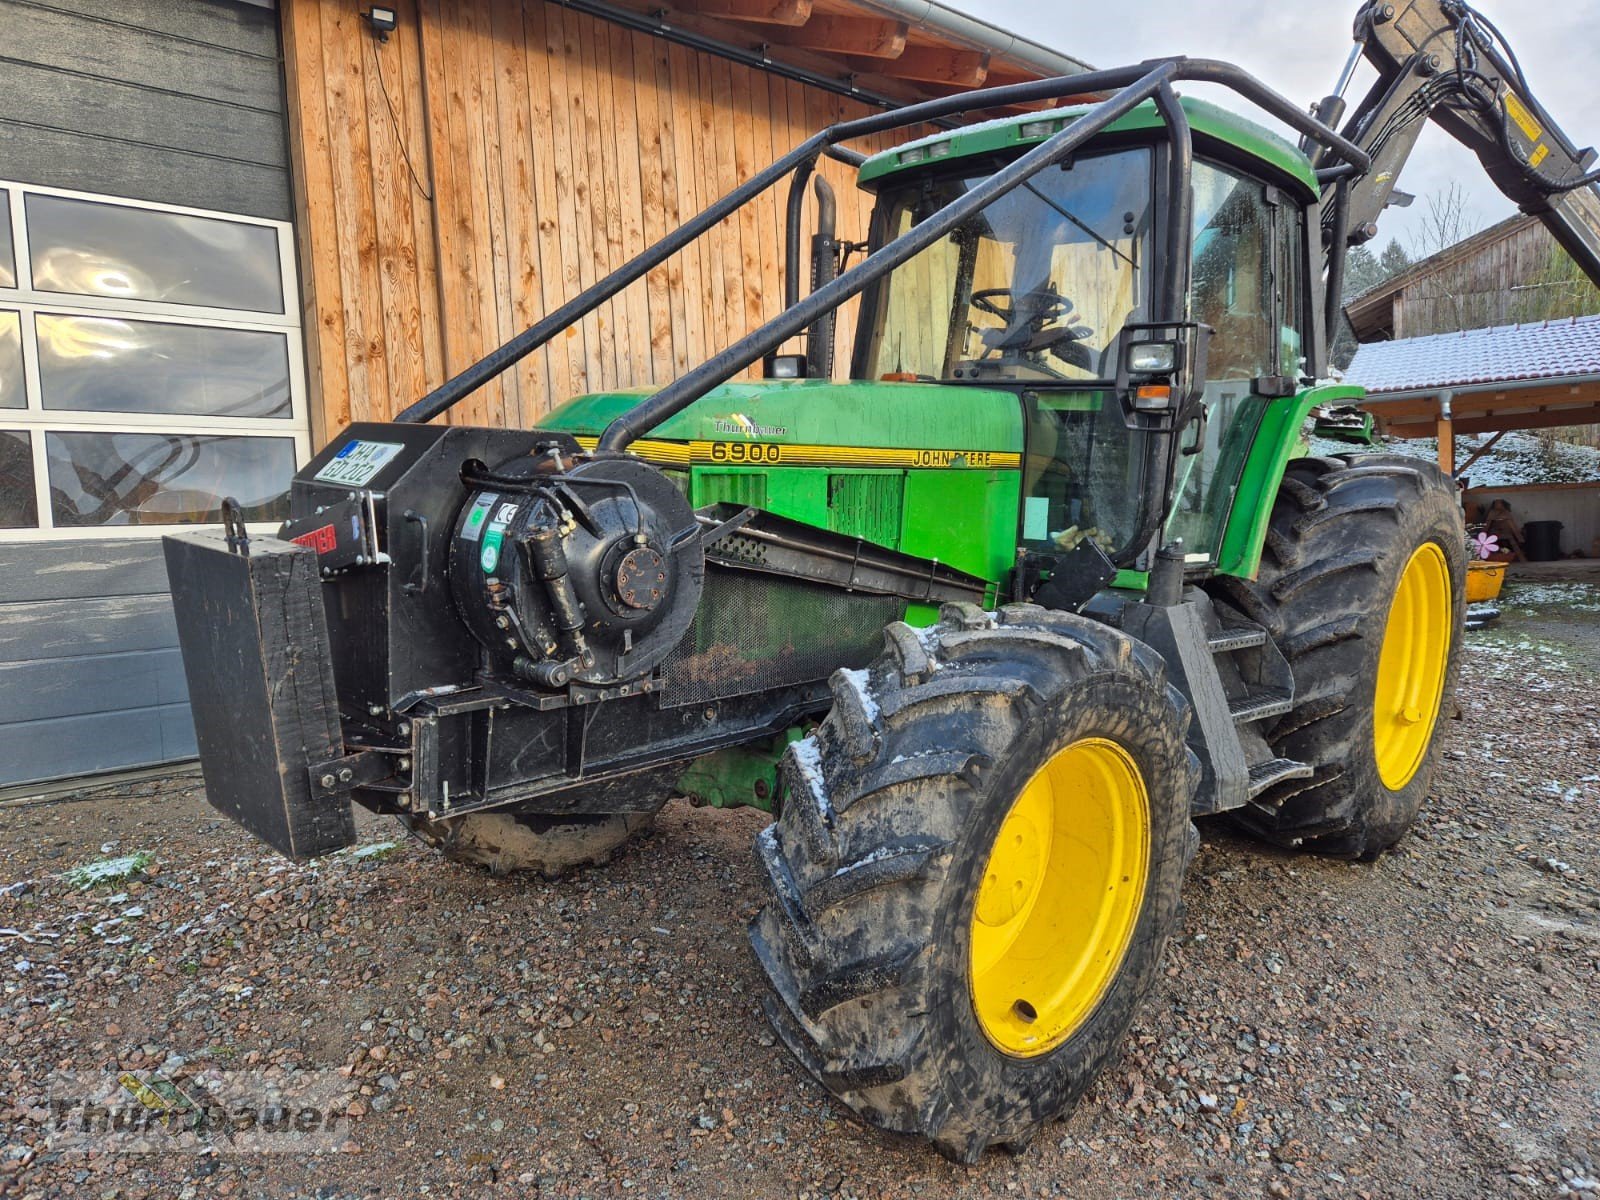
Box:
479;499;519;576
480;528;503;574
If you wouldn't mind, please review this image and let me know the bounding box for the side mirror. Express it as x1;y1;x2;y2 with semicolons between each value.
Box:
1114;322;1212;426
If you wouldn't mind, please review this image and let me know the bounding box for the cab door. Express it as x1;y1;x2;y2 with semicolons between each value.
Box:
1167;159;1309;564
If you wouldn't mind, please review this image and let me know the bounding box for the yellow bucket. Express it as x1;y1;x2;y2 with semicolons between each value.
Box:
1465;560;1507;603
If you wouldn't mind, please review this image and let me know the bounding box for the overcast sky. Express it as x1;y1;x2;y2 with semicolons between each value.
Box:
943;0;1600;253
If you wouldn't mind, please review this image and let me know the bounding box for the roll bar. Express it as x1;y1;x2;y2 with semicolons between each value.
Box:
394;56;1370;435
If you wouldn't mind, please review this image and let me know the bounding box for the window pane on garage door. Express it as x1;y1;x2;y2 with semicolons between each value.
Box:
25;194;285;314
37;314;293;419
0;191;13;288
0;0;298;792
0;431;36;528
2;179;306;542
0;311;20;408
45;432;295;527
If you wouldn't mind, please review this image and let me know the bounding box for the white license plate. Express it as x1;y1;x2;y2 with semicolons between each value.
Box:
313;440;404;488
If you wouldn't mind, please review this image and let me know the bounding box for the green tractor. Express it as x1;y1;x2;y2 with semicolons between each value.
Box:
165;1;1600;1161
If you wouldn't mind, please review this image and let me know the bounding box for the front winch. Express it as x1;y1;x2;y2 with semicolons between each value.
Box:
449;451;702;690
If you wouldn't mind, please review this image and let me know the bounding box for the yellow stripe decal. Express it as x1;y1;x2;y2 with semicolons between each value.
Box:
573;435;1019;470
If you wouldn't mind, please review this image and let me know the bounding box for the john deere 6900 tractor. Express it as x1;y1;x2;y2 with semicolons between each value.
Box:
164;0;1600;1160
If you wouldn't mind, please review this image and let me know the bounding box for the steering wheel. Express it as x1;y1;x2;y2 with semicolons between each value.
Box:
968;286;1095;373
970;286;1072;327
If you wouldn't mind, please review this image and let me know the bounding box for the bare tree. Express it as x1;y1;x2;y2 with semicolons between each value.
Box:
1405;183;1482;333
1409;181;1479;259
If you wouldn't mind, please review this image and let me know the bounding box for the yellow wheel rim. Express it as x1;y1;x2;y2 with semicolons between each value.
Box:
968;737;1149;1058
1373;542;1453;791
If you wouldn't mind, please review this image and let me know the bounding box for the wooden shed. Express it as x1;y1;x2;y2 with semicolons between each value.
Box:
1346;212;1599;343
0;0;1086;793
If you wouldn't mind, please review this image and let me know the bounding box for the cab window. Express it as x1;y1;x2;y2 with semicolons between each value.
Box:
1190;161;1276;380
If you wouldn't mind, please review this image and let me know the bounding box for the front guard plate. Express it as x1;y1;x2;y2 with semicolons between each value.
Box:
163;531;355;860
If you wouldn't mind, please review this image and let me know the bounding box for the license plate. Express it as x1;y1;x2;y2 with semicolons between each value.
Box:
314;439;404;488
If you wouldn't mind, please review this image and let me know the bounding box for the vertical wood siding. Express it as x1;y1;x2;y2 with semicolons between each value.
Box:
283;0;922;443
1394;218;1600;340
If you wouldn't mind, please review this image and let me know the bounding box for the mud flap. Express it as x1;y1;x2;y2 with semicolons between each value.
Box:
163;530;355;860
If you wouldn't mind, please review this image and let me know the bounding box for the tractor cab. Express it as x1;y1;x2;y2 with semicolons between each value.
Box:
851;98;1321;575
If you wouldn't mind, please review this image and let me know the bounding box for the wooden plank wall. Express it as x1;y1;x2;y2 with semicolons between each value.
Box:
1397;220;1595;339
282;0;918;445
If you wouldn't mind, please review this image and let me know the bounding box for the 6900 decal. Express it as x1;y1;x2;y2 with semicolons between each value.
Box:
707;441;784;464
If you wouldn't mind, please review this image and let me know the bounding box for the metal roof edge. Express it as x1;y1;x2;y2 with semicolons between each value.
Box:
1348;310;1600;354
1357;370;1600;402
848;0;1093;78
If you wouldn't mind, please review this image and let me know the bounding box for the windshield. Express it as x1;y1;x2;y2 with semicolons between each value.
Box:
860;148;1154;384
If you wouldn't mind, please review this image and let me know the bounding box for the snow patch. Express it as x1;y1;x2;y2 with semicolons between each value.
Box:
348;841;400;861
888;749;952;768
60;852;153;890
1309;430;1600;487
788;738;834;824
829;841;939;879
0;925;58;946
1500;582;1600;612
831;844;903;877
836;669;879;723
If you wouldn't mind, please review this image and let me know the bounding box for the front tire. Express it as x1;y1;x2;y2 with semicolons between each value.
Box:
750;603;1197;1162
401;808;657;877
1213;454;1465;859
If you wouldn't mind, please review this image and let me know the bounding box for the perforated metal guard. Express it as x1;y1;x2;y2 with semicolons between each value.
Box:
661;567;900;706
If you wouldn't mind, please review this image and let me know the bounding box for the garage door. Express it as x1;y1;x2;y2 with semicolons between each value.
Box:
0;0;305;792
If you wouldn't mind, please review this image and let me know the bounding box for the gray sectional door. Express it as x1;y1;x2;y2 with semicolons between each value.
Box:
0;0;304;792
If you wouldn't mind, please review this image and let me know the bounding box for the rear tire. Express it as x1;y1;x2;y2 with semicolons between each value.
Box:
1212;454;1465;859
750;603;1197;1162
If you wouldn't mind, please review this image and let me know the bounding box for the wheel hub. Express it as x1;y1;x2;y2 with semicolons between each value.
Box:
974;813;1045;928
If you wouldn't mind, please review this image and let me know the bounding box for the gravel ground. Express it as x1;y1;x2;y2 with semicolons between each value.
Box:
4;582;1598;1199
